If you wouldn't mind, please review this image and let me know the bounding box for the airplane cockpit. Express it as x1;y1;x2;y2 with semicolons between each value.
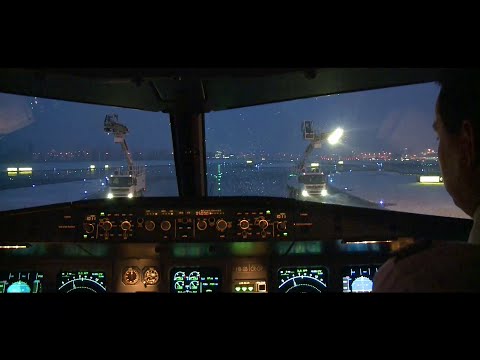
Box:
0;68;472;295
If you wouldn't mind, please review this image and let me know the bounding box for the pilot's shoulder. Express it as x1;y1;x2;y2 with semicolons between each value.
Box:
373;240;480;292
391;238;433;262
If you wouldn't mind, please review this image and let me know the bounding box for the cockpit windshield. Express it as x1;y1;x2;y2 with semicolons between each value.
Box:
0;93;177;211
0;80;467;219
205;81;467;219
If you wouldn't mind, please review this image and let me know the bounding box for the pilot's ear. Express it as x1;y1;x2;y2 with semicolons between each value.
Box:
460;120;476;168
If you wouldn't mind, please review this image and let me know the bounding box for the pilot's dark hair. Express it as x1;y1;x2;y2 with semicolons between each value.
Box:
436;68;480;134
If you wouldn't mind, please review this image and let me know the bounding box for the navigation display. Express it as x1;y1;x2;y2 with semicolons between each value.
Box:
342;265;379;293
277;266;328;293
57;271;107;293
0;271;44;293
170;267;221;293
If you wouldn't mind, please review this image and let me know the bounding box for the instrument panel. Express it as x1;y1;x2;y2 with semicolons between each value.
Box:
1;196;458;294
0;260;382;293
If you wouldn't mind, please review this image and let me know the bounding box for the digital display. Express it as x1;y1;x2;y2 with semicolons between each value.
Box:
342;265;379;293
170;267;221;293
57;271;107;293
278;266;328;293
0;271;44;293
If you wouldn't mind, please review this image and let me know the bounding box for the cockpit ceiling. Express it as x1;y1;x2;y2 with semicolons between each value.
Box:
0;68;443;113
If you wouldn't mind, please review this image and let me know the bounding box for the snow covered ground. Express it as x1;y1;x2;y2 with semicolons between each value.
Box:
328;171;468;219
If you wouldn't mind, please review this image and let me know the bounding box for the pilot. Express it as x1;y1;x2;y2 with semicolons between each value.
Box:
373;69;480;292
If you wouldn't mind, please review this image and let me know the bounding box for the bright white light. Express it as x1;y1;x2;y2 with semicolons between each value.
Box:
327;128;344;145
128;193;134;198
419;176;442;183
302;190;309;197
310;162;319;167
0;245;29;249
321;189;328;196
107;193;114;199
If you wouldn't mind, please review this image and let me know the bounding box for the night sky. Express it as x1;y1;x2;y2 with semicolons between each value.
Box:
0;81;440;156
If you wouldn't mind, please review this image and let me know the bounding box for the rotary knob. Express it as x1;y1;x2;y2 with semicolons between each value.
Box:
216;219;228;232
83;223;95;233
102;221;113;231
277;221;287;231
197;220;208;231
161;220;171;231
121;221;131;231
144;220;156;231
239;219;250;230
258;219;268;230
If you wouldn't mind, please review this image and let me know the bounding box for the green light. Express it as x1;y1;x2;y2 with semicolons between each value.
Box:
83;235;88;238
242;287;247;291
235;287;241;292
266;210;271;215
248;286;254;291
100;212;105;216
218;188;221;191
283;232;288;236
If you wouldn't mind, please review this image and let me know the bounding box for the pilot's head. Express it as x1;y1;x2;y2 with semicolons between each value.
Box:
434;69;480;217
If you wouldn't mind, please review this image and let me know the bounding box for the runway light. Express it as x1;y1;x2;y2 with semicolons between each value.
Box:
419;176;443;183
0;244;31;250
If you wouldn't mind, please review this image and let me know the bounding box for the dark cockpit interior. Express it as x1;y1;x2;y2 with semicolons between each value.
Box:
0;68;472;295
